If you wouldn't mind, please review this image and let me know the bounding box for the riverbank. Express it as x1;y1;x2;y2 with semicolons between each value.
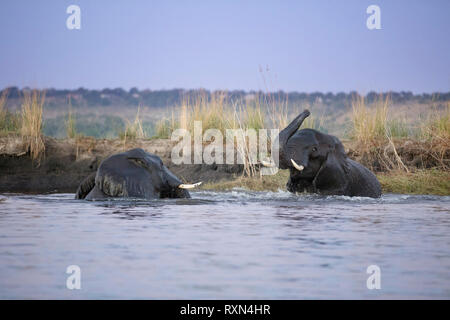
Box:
1;135;449;195
202;169;450;196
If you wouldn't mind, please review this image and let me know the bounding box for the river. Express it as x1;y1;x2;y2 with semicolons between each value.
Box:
0;191;449;299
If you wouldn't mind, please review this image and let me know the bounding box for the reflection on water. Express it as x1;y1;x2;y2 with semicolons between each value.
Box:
0;191;449;299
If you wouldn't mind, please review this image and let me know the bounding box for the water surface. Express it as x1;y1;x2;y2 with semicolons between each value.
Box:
0;191;449;299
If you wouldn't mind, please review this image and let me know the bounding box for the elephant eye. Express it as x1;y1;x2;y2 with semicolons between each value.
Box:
312;147;318;152
130;158;146;167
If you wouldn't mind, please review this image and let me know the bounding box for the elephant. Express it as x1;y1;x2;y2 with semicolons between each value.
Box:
75;148;201;200
264;110;382;198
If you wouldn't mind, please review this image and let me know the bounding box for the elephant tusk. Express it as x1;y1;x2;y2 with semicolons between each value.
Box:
291;159;304;171
178;182;202;189
261;159;276;167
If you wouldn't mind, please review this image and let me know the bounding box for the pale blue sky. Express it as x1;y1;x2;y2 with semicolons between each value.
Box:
0;0;449;93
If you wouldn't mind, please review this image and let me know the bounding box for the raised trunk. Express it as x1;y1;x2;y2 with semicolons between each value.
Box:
276;110;310;168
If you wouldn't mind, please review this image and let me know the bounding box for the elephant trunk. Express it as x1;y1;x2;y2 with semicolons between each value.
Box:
275;110;310;168
279;110;311;148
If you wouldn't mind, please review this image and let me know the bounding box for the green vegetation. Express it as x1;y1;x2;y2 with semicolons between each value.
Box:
378;169;450;196
44;114;130;139
65;108;77;139
155;117;177;139
0;90;20;135
202;169;450;196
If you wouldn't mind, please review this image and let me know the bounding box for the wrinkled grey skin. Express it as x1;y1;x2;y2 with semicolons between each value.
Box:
75;148;190;200
276;110;382;198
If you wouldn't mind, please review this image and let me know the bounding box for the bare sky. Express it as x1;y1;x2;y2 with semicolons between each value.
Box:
0;0;449;93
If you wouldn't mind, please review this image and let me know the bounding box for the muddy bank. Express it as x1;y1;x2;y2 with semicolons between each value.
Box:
0;136;243;193
0;136;448;194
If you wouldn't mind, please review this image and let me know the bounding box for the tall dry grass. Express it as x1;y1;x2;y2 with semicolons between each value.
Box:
21;90;45;161
65;96;77;139
178;92;233;133
0;90;21;134
155;118;176;139
351;94;389;143
157;91;288;177
65;108;77;139
255;91;288;129
417;102;450;170
120;106;146;146
0;90;7;124
350;94;411;171
0;90;8;134
350;95;450;171
420;102;450;140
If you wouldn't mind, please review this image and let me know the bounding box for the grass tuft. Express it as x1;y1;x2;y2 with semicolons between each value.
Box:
119;106;146;141
351;94;389;143
65;108;77;139
20;90;45;162
0;90;20;135
420;102;450;140
155;110;179;139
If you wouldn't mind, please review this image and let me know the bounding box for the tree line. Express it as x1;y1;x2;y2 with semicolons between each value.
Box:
2;87;449;109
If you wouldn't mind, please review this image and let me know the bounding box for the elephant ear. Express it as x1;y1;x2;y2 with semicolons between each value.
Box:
75;172;96;199
313;138;349;195
332;137;349;172
96;169;127;197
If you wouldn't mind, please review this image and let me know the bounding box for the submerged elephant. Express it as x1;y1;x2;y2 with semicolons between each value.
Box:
75;148;201;200
264;110;381;198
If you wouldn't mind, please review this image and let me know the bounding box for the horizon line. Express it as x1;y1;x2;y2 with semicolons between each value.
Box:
2;86;449;96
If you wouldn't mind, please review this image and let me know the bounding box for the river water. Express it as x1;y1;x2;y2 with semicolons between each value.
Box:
0;191;449;299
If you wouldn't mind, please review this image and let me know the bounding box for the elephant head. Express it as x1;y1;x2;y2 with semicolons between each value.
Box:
267;110;350;192
76;148;201;200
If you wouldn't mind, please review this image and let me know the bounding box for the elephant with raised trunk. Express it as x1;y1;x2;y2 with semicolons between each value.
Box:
264;110;381;198
75;148;201;200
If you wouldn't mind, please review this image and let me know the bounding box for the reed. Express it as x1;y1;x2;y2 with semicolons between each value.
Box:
65;108;77;139
417;102;450;170
351;94;389;143
177;91;233;133
120;106;146;141
420;102;450;140
0;90;7;126
20;90;45;161
0;90;20;135
160;91;290;177
155;115;178;139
